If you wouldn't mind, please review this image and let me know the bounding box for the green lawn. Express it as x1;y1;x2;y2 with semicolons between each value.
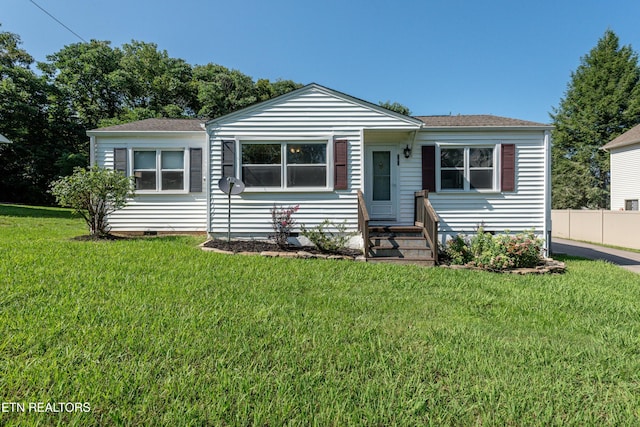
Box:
1;204;640;426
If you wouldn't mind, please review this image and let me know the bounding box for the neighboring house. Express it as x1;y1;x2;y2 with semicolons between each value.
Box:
602;124;640;211
89;84;552;261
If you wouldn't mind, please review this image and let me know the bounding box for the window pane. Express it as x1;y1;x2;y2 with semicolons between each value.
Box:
242;166;281;187
625;200;639;211
134;151;156;169
287;144;327;164
470;148;493;167
373;176;391;200
441;169;464;190
441;148;464;167
287;166;326;187
242;144;281;164
162;171;184;190
135;171;156;190
162;151;184;169
470;170;493;189
372;151;391;175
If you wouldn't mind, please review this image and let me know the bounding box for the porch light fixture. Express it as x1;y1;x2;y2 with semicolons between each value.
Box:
403;144;412;158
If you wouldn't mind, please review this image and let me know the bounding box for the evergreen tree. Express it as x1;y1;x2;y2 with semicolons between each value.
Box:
551;30;640;209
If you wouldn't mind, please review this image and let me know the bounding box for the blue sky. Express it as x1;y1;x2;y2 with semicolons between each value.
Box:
3;0;640;123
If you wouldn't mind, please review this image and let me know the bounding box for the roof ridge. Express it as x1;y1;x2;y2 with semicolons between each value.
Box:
88;117;206;132
414;114;550;128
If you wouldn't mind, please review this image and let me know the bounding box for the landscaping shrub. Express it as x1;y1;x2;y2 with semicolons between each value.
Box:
444;234;472;265
270;204;299;248
49;166;134;237
300;219;357;254
444;227;544;270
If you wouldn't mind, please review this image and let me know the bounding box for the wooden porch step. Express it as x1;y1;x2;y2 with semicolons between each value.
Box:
368;225;424;237
365;224;435;265
370;236;429;248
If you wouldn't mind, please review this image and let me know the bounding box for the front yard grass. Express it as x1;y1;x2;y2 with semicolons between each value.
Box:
1;204;639;425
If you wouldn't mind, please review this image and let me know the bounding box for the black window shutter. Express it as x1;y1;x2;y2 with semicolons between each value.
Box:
421;145;436;192
222;140;235;177
334;139;348;190
114;148;127;174
501;144;516;192
189;148;203;192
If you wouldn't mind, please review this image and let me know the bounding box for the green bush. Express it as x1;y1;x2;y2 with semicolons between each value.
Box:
444;227;544;271
300;219;357;254
444;234;472;265
50;166;134;237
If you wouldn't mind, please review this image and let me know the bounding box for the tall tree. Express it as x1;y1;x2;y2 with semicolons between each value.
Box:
0;26;85;204
551;30;640;209
379;100;411;116
193;63;257;118
39;40;123;129
114;41;196;117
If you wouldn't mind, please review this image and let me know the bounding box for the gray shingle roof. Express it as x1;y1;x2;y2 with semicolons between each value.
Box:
602;123;640;150
414;114;549;128
89;118;206;132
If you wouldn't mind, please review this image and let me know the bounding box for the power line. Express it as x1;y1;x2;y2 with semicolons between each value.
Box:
29;0;87;43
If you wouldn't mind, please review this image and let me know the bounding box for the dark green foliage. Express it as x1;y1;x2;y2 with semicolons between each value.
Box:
378;100;411;115
551;30;640;209
0;26;87;204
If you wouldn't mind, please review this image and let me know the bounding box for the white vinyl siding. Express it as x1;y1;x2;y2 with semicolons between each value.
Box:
92;133;207;232
208;86;419;238
609;144;640;210
390;130;548;243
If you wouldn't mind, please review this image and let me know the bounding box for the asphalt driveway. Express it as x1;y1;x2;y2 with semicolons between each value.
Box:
551;238;640;274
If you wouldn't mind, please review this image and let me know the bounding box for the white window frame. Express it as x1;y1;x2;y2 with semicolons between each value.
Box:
436;143;499;192
238;137;333;192
130;148;189;194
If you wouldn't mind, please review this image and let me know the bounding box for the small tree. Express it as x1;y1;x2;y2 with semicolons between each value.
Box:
50;166;134;237
270;204;299;248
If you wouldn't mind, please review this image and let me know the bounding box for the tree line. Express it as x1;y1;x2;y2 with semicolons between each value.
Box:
0;25;303;204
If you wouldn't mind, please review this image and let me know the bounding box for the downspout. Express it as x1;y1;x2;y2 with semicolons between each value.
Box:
406;127;421;158
89;136;96;166
204;123;212;237
544;130;552;255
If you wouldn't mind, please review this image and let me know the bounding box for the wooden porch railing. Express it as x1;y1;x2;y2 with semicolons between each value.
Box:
357;190;370;257
414;190;439;264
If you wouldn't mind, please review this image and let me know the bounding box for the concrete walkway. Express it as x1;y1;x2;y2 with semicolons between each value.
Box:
551;238;640;274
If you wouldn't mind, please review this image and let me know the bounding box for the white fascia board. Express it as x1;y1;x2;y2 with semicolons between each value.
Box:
420;125;553;132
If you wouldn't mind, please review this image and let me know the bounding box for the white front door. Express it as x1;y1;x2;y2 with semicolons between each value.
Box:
365;146;397;220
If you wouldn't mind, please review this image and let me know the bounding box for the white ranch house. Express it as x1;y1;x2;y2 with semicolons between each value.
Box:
88;84;552;264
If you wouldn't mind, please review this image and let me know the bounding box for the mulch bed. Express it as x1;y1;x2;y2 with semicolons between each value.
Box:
202;239;362;257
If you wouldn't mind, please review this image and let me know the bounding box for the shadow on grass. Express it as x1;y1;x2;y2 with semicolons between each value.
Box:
70;234;199;243
0;204;79;219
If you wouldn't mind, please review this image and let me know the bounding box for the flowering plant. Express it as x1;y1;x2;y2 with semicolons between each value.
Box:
270;204;299;248
443;227;544;271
